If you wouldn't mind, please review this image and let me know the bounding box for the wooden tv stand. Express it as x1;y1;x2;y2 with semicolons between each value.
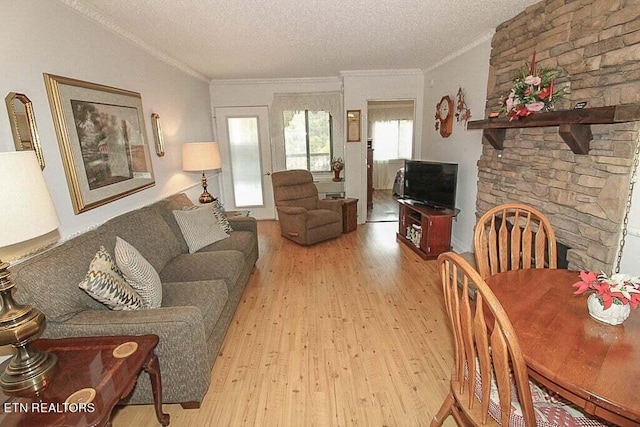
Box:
397;199;457;259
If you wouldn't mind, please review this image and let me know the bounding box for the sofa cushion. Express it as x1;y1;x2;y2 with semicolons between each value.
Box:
79;247;144;310
162;280;228;335
159;250;245;291
13;227;111;322
150;193;195;254
199;230;255;260
115;237;162;309
100;206;182;273
173;207;229;253
307;209;342;229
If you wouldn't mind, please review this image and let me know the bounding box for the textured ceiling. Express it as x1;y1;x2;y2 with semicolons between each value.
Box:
68;0;540;80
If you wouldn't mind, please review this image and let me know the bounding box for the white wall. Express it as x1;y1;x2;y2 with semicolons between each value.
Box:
0;1;215;260
422;39;491;253
210;77;343;169
341;70;425;222
618;178;640;275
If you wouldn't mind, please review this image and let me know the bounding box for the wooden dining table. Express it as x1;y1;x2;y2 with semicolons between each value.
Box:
485;268;640;426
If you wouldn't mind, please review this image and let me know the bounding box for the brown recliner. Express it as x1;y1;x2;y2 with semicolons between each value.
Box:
271;170;344;245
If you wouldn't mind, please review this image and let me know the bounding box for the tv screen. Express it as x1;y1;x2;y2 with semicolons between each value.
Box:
403;160;458;210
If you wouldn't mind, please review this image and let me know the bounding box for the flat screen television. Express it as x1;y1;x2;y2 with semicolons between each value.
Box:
403;160;458;210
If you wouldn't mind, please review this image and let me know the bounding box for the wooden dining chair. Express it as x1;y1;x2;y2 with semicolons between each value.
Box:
432;252;606;427
473;203;557;279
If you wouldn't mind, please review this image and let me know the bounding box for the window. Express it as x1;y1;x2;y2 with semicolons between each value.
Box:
372;119;413;161
283;110;332;172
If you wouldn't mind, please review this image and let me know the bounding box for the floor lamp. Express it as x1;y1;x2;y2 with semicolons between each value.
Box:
182;142;222;204
0;151;59;394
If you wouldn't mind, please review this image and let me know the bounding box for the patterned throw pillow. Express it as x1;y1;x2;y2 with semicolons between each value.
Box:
114;237;162;309
79;247;144;310
212;200;233;233
173;206;229;253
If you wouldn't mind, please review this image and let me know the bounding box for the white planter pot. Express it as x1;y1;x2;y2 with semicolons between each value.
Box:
587;293;631;325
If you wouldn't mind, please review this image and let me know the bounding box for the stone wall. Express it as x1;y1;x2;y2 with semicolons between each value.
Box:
478;0;640;272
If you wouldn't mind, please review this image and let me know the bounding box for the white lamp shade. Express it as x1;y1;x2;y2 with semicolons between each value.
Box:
0;151;59;247
182;142;222;171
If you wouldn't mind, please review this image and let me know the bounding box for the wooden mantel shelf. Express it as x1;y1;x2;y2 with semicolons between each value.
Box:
467;103;640;154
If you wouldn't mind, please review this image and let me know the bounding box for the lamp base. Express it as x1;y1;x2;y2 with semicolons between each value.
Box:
199;190;215;204
0;261;57;395
0;346;57;395
199;172;217;204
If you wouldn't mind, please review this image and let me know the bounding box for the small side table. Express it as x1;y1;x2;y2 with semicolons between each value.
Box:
341;198;359;233
0;334;169;426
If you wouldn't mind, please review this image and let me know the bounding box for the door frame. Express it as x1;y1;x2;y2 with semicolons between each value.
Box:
214;106;275;220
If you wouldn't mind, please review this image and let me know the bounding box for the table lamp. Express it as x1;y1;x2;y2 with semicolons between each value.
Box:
0;151;59;394
182;142;222;204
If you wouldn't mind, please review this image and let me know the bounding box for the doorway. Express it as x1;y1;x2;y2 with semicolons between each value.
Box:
214;106;275;219
366;100;414;222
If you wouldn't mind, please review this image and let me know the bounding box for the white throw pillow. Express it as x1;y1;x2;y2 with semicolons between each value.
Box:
173;206;229;253
114;237;162;309
79;246;144;310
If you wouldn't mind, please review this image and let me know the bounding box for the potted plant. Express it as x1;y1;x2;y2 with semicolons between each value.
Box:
573;271;640;325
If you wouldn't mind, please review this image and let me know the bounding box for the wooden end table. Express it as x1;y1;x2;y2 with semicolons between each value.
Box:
341;198;358;233
0;334;169;426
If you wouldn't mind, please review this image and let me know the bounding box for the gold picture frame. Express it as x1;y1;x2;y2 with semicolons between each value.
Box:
44;73;155;214
347;110;361;142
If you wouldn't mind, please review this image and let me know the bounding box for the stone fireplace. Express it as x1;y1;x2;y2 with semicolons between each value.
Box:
476;0;640;272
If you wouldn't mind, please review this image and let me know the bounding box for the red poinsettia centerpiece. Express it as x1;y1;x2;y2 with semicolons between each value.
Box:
573;271;640;309
499;51;565;121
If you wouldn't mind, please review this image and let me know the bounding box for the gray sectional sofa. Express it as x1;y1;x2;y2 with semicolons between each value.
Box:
12;193;258;408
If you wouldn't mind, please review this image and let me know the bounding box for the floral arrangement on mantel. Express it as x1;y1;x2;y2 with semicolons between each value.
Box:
499;51;565;121
573;271;640;325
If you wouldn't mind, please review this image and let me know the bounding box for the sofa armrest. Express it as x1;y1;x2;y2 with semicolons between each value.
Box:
44;307;211;404
317;199;343;214
228;216;257;234
45;306;209;360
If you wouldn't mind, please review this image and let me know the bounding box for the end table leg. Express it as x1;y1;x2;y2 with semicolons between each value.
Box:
144;353;170;426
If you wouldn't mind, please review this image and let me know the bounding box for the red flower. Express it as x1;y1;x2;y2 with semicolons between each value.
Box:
538;87;550;100
573;271;640;310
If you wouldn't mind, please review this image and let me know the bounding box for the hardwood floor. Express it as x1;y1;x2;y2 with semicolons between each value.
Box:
367;189;400;222
112;221;455;426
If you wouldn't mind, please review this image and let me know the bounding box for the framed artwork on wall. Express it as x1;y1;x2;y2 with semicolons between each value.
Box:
346;110;361;142
44;73;155;214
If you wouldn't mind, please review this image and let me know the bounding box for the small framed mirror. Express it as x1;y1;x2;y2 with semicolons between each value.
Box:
5;92;45;169
151;112;165;157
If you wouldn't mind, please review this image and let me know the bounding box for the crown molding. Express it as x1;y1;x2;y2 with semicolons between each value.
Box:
339;69;424;77
58;0;210;83
423;30;495;73
210;76;341;86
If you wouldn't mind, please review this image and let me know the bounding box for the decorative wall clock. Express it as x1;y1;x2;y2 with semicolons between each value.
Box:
435;95;453;138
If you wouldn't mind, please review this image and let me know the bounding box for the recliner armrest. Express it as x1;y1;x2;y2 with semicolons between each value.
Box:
317;199;343;214
277;206;307;216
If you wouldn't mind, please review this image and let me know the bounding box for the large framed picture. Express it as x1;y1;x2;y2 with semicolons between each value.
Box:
44;74;155;214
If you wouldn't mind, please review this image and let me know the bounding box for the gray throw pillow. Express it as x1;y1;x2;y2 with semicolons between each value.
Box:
114;237;162;309
79;246;144;310
173;206;229;253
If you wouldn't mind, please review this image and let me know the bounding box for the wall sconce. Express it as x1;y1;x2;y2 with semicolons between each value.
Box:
150;113;165;157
